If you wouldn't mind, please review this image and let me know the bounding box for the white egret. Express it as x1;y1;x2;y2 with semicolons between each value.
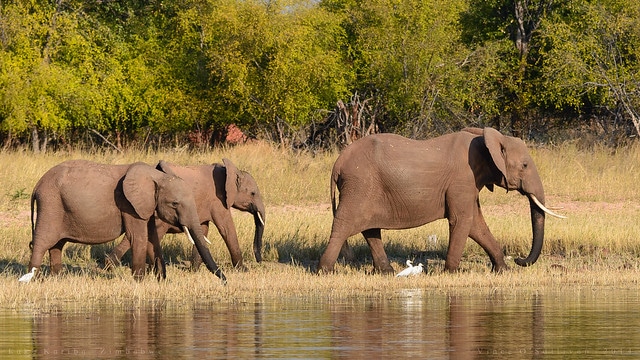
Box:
18;267;37;283
396;261;424;277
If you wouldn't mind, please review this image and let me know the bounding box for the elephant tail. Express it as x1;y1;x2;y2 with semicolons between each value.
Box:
29;192;37;250
330;161;341;217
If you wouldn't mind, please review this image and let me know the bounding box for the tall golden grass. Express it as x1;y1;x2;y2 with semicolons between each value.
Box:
0;141;639;309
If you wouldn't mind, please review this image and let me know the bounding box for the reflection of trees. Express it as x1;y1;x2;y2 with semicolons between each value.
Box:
31;309;158;359
27;294;551;358
328;296;450;357
449;295;545;359
448;296;479;359
28;303;293;358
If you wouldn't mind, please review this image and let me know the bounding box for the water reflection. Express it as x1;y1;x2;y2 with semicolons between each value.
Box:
1;289;639;359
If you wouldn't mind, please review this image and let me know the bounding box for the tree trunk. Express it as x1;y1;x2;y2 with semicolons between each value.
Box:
31;127;40;154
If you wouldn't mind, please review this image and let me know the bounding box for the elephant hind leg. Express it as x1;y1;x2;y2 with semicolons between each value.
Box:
318;216;365;273
317;238;343;273
28;246;48;275
361;228;394;274
48;240;67;275
339;240;355;263
105;237;132;270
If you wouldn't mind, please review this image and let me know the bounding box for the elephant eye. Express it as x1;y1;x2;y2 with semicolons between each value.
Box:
251;191;256;197
171;201;179;208
522;161;528;169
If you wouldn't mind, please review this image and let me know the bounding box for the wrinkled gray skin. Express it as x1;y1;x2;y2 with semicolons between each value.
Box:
318;127;548;274
29;160;225;282
106;158;266;271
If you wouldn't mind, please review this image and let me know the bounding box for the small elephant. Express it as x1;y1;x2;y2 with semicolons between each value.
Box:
318;127;564;274
106;158;266;271
28;160;225;282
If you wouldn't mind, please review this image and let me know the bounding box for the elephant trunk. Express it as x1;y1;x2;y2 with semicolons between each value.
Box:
514;195;546;267
253;208;265;263
185;225;227;283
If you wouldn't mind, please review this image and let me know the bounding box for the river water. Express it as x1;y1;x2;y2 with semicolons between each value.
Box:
1;288;639;359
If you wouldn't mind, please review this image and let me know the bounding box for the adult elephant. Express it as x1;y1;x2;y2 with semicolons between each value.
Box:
28;160;226;282
106;158;266;271
317;127;565;274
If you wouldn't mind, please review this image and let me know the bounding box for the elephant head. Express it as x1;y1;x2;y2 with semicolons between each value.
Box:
222;158;266;262
122;163;226;282
478;127;565;267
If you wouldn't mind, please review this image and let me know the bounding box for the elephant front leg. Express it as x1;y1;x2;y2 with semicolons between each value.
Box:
445;215;473;272
468;205;507;272
212;214;245;269
147;219;166;280
361;228;394;274
124;217;149;281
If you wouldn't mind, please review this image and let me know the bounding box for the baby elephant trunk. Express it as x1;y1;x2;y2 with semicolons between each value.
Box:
184;225;227;284
253;210;265;262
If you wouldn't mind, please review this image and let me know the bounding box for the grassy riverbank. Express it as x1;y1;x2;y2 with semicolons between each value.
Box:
0;141;639;309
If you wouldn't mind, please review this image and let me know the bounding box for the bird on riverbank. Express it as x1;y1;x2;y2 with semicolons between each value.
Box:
18;267;37;283
396;260;424;277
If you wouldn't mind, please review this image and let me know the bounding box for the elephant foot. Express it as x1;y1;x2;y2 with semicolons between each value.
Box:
189;262;202;272
316;264;336;274
103;256;120;271
189;256;203;272
374;266;395;275
491;263;509;273
50;264;64;275
444;265;461;273
233;263;249;272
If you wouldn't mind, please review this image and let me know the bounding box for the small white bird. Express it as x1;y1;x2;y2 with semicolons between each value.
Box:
18;267;37;283
396;260;424;277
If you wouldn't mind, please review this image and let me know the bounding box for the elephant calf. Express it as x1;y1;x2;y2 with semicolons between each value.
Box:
105;158;266;271
318;127;565;274
28;160;226;282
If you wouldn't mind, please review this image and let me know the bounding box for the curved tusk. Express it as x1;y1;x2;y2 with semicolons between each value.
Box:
257;212;265;226
182;226;211;244
183;226;195;245
530;195;567;219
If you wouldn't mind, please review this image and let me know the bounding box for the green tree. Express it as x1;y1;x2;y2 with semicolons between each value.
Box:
0;0;95;151
459;0;554;136
536;0;640;141
323;0;469;137
174;0;352;145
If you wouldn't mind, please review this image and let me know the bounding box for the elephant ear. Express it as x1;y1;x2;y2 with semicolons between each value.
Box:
462;127;484;136
483;127;507;180
222;158;239;209
123;163;158;220
156;160;177;177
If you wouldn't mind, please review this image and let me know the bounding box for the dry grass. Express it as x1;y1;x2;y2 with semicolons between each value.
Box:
1;141;639;310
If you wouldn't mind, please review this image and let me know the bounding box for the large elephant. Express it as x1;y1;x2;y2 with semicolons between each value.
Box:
106;158;266;270
317;127;564;274
28;160;226;282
